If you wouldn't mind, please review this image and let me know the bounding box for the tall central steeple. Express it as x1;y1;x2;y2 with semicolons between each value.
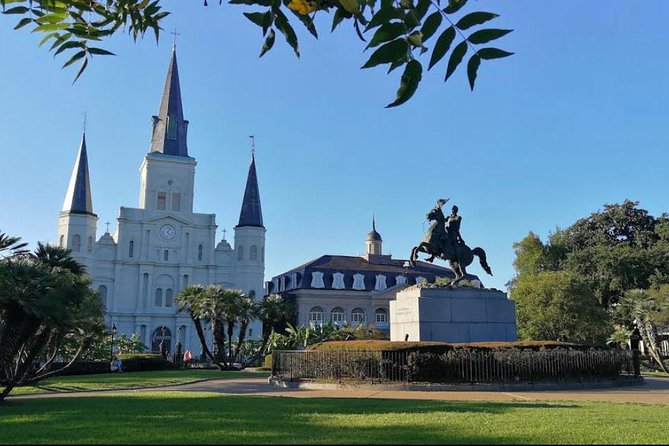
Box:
149;46;189;157
62;132;95;216
236;153;264;228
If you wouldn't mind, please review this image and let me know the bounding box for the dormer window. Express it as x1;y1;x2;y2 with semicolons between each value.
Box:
375;274;387;291
332;272;345;289
311;272;324;289
396;275;407;285
353;273;365;290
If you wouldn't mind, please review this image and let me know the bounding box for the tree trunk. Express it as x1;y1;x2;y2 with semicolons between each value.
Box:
233;321;249;366
638;319;668;373
227;320;235;369
190;314;224;370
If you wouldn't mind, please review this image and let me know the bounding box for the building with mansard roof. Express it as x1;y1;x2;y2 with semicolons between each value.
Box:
56;47;266;355
265;219;481;332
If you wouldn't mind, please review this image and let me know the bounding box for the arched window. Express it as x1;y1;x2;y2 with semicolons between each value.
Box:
87;236;93;253
155;288;163;307
59;235;64;248
152;327;172;354
375;308;388;324
237;245;244;261
128;241;134;258
183;274;189;288
331;307;346;325
165;288;173;307
250;245;258;261
309;306;324;326
198;244;203;261
97;285;108;307
72;234;81;252
351;308;366;325
163;249;169;261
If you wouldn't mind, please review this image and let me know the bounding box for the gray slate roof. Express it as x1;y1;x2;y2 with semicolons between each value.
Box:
149;47;189;157
62;133;95;216
237;154;264;228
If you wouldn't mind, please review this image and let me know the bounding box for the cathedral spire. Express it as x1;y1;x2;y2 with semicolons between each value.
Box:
236;153;264;228
150;46;189;157
62;132;95;215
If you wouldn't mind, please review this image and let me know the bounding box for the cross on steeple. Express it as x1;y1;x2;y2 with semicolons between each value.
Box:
222;228;227;240
170;28;181;47
249;135;255;157
105;221;111;233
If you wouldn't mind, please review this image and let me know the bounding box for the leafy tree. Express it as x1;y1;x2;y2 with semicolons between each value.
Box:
0;235;104;400
511;271;611;344
512;200;669;309
1;0;512;105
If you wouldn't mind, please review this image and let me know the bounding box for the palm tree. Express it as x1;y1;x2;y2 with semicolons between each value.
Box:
233;295;258;365
175;285;225;370
256;294;294;357
216;288;246;369
0;231;28;257
620;289;669;373
32;242;85;275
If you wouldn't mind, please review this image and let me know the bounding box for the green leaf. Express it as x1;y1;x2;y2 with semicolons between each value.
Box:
62;50;86;69
420;11;442;43
290;9;317;39
54;40;83;57
259;29;275;57
33;22;69;33
366;5;404;31
229;0;273;5
37;32;58;48
244;11;267;28
428;26;455;70
87;47;115;56
274;10;300;58
467;28;512;44
455;11;498;30
404;10;419;29
366;21;407;49
3;5;28;14
331;7;350;32
414;0;430;21
387;57;406;74
72;56;88;84
477;47;514;60
13;17;32;30
466;53;480;90
443;0;468;14
445;39;467;81
386;59;422;108
361;38;408;69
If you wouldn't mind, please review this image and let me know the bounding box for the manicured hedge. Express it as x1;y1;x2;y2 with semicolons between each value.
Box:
309;340;595;352
50;361;109;376
118;353;179;372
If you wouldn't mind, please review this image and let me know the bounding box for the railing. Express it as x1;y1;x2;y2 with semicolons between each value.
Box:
272;348;637;384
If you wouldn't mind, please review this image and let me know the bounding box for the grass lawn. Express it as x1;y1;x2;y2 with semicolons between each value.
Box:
0;392;668;444
3;369;268;396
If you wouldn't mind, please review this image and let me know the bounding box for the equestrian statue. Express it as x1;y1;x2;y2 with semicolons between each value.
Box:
409;198;493;285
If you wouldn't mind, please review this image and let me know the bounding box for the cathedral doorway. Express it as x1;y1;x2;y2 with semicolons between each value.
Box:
152;326;172;354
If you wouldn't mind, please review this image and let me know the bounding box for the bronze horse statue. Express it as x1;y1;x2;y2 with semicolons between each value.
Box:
409;206;493;285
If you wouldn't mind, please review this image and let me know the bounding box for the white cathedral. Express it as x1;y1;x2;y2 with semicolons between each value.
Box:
56;48;266;355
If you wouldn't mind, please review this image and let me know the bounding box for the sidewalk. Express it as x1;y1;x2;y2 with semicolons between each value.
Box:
9;376;669;405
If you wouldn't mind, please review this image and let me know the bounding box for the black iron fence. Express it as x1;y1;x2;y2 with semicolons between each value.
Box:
272;348;636;384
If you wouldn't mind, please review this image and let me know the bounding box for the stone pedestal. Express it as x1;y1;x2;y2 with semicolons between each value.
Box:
390;286;517;343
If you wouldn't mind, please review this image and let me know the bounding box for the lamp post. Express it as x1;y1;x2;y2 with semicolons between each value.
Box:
110;323;117;362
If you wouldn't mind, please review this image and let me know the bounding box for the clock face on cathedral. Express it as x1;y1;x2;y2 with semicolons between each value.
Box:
159;224;176;240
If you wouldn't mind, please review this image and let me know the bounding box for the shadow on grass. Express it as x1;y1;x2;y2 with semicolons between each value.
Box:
0;394;587;444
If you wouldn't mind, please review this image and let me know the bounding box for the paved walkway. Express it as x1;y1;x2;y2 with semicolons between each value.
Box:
9;376;669;405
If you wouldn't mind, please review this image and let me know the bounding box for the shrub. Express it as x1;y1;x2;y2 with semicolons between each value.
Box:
118;353;178;372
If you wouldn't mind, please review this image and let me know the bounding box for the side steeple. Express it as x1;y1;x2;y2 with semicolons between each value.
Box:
62;132;95;216
236;153;264;228
149;46;189;157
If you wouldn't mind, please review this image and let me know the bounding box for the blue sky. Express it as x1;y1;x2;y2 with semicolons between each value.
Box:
1;1;667;292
